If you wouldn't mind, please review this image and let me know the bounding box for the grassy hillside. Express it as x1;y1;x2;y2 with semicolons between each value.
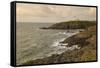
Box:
46;20;96;29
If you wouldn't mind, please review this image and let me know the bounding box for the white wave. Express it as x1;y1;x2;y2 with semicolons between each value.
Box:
66;45;81;51
53;31;79;37
53;32;68;36
51;41;59;47
58;43;68;46
52;38;66;47
52;37;81;52
59;32;67;35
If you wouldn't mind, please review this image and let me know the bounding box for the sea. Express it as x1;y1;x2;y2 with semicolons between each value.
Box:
16;23;81;65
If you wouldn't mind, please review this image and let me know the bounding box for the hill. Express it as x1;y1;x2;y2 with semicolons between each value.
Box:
41;20;96;29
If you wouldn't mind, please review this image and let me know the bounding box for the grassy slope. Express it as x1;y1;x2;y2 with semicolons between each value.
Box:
47;20;96;29
22;21;97;65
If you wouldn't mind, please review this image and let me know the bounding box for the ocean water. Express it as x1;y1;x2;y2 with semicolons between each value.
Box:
16;23;80;65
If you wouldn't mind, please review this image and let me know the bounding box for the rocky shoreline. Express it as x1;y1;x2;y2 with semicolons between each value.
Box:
20;20;97;65
22;25;96;65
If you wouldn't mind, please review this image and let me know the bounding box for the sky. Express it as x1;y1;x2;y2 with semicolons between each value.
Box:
16;3;96;23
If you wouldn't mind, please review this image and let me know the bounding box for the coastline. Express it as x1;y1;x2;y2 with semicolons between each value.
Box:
17;31;79;65
22;25;96;65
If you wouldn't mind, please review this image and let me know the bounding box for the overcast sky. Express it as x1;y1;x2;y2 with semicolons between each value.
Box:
16;3;96;23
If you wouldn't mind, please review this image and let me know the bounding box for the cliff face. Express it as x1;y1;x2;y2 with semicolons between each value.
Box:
61;26;96;47
22;21;97;65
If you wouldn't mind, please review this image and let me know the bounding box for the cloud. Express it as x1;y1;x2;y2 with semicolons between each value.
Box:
16;3;96;23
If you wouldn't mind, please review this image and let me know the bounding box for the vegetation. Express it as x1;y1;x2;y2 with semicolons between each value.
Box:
43;20;96;29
